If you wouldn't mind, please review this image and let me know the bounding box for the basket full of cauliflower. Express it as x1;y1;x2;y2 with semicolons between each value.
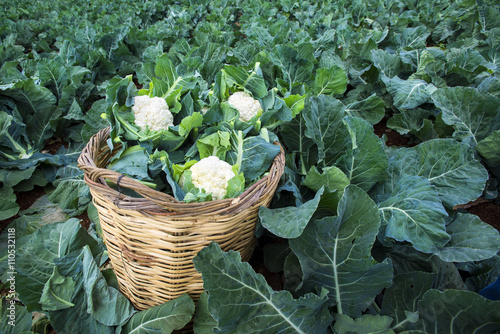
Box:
77;55;286;311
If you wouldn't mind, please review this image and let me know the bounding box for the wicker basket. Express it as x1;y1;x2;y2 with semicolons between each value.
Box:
77;127;285;310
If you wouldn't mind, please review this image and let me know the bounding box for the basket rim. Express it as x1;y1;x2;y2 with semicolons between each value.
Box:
77;127;285;214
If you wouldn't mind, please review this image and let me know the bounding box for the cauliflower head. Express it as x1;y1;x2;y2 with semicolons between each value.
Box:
132;95;174;132
181;156;235;200
227;91;262;122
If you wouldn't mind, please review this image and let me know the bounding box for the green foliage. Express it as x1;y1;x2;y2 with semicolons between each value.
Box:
2;0;500;332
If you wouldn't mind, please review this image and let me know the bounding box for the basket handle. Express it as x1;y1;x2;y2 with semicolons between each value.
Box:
78;127;286;213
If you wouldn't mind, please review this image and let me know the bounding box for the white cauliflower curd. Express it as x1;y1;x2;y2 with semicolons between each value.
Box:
132;95;174;131
227;91;262;122
181;156;235;200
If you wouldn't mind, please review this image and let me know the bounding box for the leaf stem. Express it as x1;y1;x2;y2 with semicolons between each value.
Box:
333;237;343;315
371;300;381;313
392;318;409;330
3;131;29;158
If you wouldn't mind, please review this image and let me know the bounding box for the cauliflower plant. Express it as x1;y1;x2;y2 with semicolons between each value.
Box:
227;91;262;122
132;95;174;132
180;156;235;200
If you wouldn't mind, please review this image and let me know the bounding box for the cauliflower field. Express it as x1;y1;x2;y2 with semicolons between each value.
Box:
1;0;500;333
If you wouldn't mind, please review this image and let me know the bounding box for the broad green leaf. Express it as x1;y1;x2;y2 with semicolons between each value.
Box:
478;4;500;31
433;18;455;42
155;55;196;92
177;112;203;137
476;129;500;167
122;294;195;334
227;134;281;183
313;66;348;96
12;168;48;192
344;94;385;125
259;187;324;238
47;162;91;216
400;49;445;79
280;114;318;174
193;242;332;334
336;117;388;191
377;174;450;253
415;289;500;333
49;250;115;334
382;76;437;110
432;87;500;146
63;98;85;121
37;59;90;105
393;26;430;50
302;97;388;190
15;219;100;311
446;48;490;81
222;64;268;99
382;245;467;291
302;95;345;165
82;246;134;326
0;186;18;220
1;78;57;151
0;167;36;187
0;216;47;283
463;255;500;293
333;314;395;334
0;151;76;170
81;99;109;142
150;151;185;201
386;108;436;137
283;94;306;117
189;42;227;85
380;271;435;329
289;185;393;318
0;109;12;136
371;49;402;78
302;165;349;193
269;45;314;87
138;53;198;114
259;94;295;130
314;190;344;219
193;292;218;334
108;145;151;181
224;172;245;199
105;75;135;108
0;297;32;334
197;131;232;160
39;267;75;311
383;139;488;208
436;213;500;262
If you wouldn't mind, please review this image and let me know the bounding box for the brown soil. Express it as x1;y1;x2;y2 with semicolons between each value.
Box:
253;262;285;291
466;201;500;231
0;185;91;234
374;117;412;147
75;211;91;230
41;136;69;154
0;186;46;234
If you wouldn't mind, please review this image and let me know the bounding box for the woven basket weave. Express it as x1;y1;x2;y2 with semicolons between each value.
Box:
77;127;285;310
